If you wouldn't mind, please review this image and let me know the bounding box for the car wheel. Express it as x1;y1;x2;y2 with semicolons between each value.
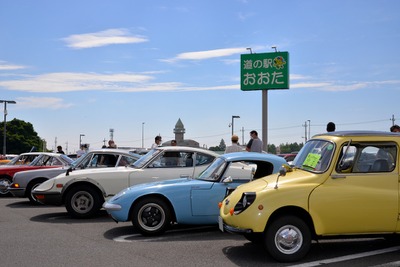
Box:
65;185;103;218
264;215;311;262
131;197;171;236
27;180;46;204
0;176;12;197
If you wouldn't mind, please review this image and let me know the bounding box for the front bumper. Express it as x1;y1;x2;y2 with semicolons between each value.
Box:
32;191;63;206
219;216;252;234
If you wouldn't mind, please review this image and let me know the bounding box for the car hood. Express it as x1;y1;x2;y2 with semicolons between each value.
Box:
231;168;323;195
56;166;131;178
128;178;213;191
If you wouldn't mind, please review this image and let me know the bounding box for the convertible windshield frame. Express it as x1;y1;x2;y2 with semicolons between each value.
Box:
292;139;335;173
196;157;228;182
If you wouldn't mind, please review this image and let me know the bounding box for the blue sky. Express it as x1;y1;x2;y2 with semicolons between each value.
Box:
1;0;400;153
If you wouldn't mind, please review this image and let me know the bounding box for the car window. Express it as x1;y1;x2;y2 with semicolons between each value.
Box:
337;142;396;173
118;155;136;166
195;152;215;166
150;151;193;168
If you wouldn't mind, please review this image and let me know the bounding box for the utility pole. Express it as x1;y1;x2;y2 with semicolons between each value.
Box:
391;114;395;126
302;120;308;142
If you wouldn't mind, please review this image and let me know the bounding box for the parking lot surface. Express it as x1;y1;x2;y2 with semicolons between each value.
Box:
1;197;400;267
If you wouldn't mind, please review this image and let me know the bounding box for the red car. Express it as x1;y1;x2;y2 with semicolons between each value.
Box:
0;152;73;196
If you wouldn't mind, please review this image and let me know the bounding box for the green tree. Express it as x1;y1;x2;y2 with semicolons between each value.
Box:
209;138;226;151
0;118;43;154
278;142;303;154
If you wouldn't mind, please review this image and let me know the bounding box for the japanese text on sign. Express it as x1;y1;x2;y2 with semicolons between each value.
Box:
240;52;289;91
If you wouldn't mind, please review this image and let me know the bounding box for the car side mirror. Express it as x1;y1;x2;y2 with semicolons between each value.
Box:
222;176;233;183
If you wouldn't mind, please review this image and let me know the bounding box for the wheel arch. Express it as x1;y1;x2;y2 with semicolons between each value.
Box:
26;177;48;197
61;180;105;203
266;206;317;239
128;193;177;223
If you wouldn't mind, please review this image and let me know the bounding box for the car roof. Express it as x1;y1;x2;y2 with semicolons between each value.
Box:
218;152;286;162
86;148;134;154
156;146;219;155
313;130;400;138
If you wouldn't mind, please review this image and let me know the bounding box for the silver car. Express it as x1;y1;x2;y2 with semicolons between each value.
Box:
9;149;141;204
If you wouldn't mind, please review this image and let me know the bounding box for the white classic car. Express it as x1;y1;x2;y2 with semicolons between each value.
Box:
9;149;141;203
32;146;218;218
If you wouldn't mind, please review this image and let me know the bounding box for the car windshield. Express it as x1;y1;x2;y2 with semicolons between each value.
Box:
292;139;335;173
196;157;227;181
130;148;161;169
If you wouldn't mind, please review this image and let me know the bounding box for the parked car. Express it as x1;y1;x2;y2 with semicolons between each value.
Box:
9;149;141;204
219;131;400;262
0;152;43;167
103;152;287;236
0;152;74;196
32;146;218;218
0;154;19;165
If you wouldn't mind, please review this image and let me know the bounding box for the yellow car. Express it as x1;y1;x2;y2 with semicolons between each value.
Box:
219;131;400;262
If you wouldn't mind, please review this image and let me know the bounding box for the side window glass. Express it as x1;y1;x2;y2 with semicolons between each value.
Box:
337;145;356;173
118;155;135;166
99;154;118;167
162;151;182;167
345;144;396;173
196;153;215;166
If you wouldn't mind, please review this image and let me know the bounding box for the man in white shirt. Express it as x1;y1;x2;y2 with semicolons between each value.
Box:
225;135;243;153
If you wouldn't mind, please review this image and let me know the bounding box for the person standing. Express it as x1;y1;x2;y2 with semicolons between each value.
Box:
107;140;117;148
390;125;400;132
76;144;87;158
246;130;263;152
326;122;336;132
225;135;243;153
151;136;162;149
56;146;65;154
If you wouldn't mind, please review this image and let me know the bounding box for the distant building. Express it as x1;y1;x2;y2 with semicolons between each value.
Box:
162;118;199;147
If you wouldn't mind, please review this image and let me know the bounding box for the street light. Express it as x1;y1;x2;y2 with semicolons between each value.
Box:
79;134;85;148
0;100;16;155
142;122;145;148
231;116;240;136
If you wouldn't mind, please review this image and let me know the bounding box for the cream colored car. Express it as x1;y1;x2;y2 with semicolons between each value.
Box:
33;146;217;218
220;131;400;262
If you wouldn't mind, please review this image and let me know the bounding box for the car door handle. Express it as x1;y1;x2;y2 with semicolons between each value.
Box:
331;174;346;179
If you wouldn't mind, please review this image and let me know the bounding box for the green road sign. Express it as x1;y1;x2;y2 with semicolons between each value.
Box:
241;52;289;91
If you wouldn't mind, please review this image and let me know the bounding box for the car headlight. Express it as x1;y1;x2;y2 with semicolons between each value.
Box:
233;192;256;215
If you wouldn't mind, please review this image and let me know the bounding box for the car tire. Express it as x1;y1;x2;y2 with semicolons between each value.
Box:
27;180;46;204
264;215;311;262
131;197;171;236
0;176;12;197
65;185;103;218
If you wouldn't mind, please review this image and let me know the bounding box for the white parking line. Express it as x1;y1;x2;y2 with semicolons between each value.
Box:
289;246;400;267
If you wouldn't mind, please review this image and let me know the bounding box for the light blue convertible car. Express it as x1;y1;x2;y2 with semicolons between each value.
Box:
103;152;287;236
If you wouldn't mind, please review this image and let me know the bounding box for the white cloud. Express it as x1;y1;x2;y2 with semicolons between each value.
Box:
0;72;154;93
0;61;27;70
16;96;74;109
63;28;148;49
164;47;249;63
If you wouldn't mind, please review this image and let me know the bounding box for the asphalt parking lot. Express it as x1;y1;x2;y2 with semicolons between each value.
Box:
2;197;400;267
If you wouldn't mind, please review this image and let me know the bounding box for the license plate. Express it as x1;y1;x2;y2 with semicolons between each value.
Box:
218;216;224;232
